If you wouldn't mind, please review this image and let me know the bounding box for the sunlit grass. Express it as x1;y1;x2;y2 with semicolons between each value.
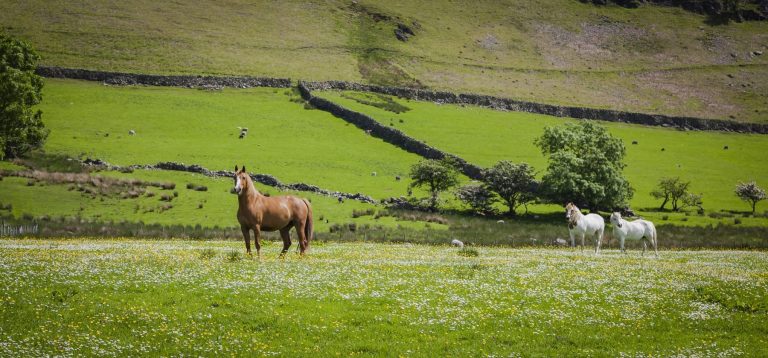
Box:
0;239;765;356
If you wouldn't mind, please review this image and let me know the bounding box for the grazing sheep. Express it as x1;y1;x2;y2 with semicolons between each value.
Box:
371;172;377;176
724;145;729;150
395;175;401;181
451;239;464;249
128;129;136;136
337;196;344;204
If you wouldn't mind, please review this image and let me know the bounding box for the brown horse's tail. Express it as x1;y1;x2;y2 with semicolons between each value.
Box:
302;198;313;249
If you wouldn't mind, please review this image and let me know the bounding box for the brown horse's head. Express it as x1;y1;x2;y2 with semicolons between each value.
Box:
233;165;251;196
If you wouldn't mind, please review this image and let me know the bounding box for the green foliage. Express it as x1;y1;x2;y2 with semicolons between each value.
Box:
0;33;48;159
408;158;459;211
735;181;766;214
651;177;691;211
482;161;537;216
455;182;497;215
535;122;632;210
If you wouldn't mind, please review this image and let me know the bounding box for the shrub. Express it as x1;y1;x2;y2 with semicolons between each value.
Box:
455;182;497;215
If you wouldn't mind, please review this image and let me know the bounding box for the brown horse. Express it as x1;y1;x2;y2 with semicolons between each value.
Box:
233;165;313;256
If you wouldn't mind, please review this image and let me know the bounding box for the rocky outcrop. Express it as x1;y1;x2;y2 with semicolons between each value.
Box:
36;66;291;89
302;80;768;134
80;159;376;203
298;82;484;180
579;0;768;21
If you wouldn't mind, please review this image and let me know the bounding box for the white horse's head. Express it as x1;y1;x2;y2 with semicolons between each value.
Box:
610;212;623;227
565;202;578;220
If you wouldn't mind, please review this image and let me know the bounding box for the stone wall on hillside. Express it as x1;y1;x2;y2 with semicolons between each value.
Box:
303;80;768;134
81;159;376;203
37;66;292;89
299;82;484;180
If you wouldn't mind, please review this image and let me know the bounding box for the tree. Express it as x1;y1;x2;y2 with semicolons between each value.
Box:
408;158;459;211
482;161;537;216
735;181;766;215
650;177;691;211
534;122;632;211
0;33;48;159
455;182;497;215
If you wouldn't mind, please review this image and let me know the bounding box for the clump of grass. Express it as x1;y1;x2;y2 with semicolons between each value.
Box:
662;215;669;221
186;183;208;191
458;247;479;257
226;250;242;262
199;248;216;260
352;208;376;218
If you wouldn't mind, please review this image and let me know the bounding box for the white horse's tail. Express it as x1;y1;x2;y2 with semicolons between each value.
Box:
644;220;658;256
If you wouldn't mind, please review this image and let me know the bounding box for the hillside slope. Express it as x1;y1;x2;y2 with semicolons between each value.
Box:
1;0;766;122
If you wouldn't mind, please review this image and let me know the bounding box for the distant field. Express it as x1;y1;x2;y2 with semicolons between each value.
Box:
317;90;768;224
2;0;766;121
1;239;766;356
0;169;436;232
36;79;430;200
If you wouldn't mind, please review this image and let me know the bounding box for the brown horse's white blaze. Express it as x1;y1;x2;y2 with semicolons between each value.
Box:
233;165;313;256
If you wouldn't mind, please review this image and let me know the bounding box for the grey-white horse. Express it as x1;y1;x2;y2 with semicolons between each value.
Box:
609;212;658;257
565;203;605;254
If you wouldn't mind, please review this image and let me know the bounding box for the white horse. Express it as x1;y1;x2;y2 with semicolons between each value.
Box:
609;212;658;257
565;203;605;253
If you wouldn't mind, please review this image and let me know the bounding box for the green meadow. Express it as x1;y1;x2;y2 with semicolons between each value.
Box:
1;239;766;356
317;90;768;225
36;79;426;200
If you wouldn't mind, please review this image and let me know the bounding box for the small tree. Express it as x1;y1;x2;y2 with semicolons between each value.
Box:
535;122;632;211
482;161;537;216
680;192;704;212
408;158;459;211
650;177;691;211
455;182;497;215
0;33;48;159
735;181;766;215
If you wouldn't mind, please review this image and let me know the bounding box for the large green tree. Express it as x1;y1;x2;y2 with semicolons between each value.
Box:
534;122;633;211
409;158;459;211
482;161;537;216
0;33;47;159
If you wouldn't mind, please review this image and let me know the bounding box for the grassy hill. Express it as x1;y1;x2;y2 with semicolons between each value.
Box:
1;0;767;122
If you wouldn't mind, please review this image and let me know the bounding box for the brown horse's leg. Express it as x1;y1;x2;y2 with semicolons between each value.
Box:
253;225;262;257
279;227;292;256
295;220;307;255
240;225;251;255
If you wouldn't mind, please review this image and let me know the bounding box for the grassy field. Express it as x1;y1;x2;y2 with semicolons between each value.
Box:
1;0;766;121
317;90;768;225
36;79;431;200
0;167;445;233
0;239;766;356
